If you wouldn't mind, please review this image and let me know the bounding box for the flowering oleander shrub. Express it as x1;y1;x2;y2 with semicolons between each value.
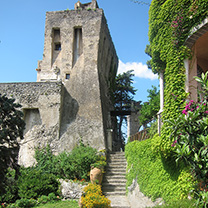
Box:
168;72;208;207
81;183;111;208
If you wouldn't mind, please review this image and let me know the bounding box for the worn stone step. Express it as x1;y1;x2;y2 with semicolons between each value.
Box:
105;170;126;174
106;167;126;172
103;182;126;187
109;154;125;157
102;152;130;207
105;174;126;179
103;178;127;183
108;155;126;159
108;160;126;163
107;163;127;168
102;186;126;192
103;191;126;196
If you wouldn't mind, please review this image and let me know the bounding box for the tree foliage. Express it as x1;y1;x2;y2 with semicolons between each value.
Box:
113;70;136;112
139;86;160;128
0;94;25;193
130;0;150;6
112;70;136;149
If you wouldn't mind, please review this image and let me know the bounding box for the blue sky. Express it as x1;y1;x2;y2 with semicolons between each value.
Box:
0;0;158;102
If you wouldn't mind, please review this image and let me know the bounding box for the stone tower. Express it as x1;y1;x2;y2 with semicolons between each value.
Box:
0;0;118;166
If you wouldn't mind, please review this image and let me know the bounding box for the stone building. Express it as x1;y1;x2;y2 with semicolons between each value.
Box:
0;0;118;167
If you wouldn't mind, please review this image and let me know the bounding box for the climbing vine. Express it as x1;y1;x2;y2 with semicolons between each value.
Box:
148;0;208;153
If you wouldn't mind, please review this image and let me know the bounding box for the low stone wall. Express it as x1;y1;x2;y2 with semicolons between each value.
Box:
59;179;87;200
0;82;62;106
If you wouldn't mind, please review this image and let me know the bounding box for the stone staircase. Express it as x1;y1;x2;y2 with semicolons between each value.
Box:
102;152;131;208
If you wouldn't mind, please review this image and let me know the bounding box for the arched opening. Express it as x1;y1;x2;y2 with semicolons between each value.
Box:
185;18;208;101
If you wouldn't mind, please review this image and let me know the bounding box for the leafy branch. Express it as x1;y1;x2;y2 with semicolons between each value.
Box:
130;0;150;6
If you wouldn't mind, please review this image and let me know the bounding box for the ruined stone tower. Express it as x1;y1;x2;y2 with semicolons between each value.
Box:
0;0;118;166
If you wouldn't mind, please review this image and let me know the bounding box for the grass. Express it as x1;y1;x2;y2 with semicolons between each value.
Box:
36;200;79;208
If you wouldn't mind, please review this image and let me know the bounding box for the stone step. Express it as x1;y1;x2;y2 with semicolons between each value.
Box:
103;191;126;196
107;163;127;167
108;155;126;160
108;158;126;162
105;175;126;179
102;152;130;208
102;182;126;188
103;178;127;183
108;156;126;159
105;170;126;175
102;185;126;192
108;156;126;160
106;166;126;172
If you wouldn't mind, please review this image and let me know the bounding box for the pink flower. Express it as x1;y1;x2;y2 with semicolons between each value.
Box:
171;141;177;147
204;111;208;114
182;109;187;115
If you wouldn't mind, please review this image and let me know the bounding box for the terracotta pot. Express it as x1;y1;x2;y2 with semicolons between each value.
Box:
90;167;103;184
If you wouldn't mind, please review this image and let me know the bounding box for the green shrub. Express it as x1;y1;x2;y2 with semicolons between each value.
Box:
15;198;37;208
0;168;18;203
47;192;58;201
37;193;59;204
37;195;49;204
66;143;98;180
18;168;59;199
91;153;107;172
125;138;195;203
35;145;59;175
35;143;99;180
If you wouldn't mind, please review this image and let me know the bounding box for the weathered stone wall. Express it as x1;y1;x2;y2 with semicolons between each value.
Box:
127;111;140;138
0;1;118;166
97;13;118;150
36;7;118;151
37;9;105;82
0;82;63;166
0;82;62;128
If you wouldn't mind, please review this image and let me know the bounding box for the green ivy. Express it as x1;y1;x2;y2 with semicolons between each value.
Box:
148;0;208;154
125;0;208;204
125;136;195;203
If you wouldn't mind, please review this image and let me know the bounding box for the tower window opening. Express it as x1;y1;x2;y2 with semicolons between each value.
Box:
66;74;70;79
73;27;83;66
55;42;61;51
54;29;60;38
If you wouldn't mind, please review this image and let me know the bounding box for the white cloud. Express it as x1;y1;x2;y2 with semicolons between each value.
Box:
118;60;158;80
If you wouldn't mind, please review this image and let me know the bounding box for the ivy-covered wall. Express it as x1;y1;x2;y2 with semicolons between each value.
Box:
148;0;208;151
125;1;208;203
